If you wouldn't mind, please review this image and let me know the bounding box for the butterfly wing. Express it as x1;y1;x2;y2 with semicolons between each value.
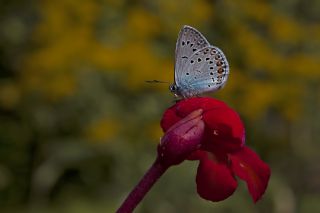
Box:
178;46;230;97
174;26;210;87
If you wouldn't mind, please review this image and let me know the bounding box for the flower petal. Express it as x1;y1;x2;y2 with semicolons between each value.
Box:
187;149;208;161
202;107;245;152
161;104;182;131
160;97;227;131
196;152;237;202
175;97;227;117
229;147;271;203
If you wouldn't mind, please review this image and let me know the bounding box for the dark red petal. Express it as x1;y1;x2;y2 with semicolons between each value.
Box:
175;97;227;117
187;149;207;161
160;98;227;131
229;147;271;203
196;152;238;202
161;104;181;131
202;107;245;152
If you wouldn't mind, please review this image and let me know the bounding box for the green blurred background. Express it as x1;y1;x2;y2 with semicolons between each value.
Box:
0;0;319;212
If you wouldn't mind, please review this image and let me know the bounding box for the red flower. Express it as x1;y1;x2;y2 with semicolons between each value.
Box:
158;97;270;203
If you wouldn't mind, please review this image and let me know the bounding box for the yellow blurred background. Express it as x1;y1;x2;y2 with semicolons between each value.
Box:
0;0;319;212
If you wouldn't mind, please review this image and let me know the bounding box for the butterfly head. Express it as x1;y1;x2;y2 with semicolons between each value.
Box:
169;83;181;97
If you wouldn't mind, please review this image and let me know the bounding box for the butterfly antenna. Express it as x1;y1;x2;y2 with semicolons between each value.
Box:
145;80;169;84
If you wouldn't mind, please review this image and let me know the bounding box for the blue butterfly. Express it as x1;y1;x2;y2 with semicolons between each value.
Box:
170;26;230;98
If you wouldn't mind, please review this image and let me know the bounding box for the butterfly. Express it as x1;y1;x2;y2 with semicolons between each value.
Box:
170;25;229;98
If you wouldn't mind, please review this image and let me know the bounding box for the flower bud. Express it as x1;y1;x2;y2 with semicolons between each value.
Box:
158;109;205;166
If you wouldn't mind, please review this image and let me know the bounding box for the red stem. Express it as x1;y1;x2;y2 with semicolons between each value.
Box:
116;158;169;213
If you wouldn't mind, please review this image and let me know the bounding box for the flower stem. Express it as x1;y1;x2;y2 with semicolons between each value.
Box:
116;158;169;213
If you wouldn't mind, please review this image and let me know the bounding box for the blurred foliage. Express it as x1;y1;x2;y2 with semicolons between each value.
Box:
0;0;319;212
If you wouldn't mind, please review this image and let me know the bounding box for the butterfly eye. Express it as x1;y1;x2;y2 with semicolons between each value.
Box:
170;84;178;92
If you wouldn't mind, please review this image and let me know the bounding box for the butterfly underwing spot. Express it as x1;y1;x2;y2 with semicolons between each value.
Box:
182;41;185;45
210;72;213;75
190;43;194;47
208;85;211;87
186;72;189;75
210;67;213;69
210;49;217;55
190;60;194;64
197;40;205;45
216;61;222;66
206;58;210;61
198;58;201;62
217;76;223;84
209;61;213;64
187;41;190;44
182;56;188;59
193;48;197;52
218;67;224;74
